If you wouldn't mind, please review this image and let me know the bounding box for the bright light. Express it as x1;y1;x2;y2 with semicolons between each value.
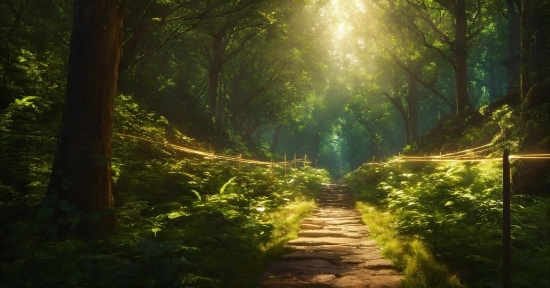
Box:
318;0;369;69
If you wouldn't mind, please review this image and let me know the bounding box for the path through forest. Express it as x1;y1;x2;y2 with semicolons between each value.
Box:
257;183;403;287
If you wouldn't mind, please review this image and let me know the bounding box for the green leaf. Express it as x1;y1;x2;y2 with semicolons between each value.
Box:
191;190;201;201
58;200;75;212
151;228;162;237
36;208;54;220
167;211;186;219
220;177;237;194
137;240;183;257
67;213;81;227
87;212;101;224
444;201;454;207
66;271;86;285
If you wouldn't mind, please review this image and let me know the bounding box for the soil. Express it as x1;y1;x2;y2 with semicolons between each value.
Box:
257;183;403;288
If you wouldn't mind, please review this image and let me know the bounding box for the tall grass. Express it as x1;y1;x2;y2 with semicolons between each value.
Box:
357;202;465;288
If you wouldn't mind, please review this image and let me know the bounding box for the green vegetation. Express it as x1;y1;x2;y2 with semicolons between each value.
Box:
347;161;550;287
0;0;548;287
1;95;330;287
356;202;464;288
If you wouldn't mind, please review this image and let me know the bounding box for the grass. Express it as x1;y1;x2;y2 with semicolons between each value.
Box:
262;200;316;247
356;202;465;288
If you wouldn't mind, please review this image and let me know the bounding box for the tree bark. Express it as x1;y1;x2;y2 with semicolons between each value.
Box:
520;0;550;117
506;0;521;91
383;90;410;144
407;75;419;143
242;120;260;142
270;124;282;153
453;0;470;115
47;0;124;235
207;31;226;122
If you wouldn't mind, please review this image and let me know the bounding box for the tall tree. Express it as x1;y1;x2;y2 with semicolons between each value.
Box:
519;0;550;118
505;0;521;90
392;0;488;115
47;0;124;234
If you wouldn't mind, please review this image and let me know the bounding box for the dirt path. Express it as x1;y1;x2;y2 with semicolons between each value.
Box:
257;183;402;288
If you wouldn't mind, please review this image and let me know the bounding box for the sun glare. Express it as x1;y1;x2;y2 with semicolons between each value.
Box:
319;0;368;68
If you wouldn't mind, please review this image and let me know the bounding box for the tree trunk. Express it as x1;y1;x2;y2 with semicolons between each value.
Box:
207;54;222;122
520;0;550;117
270;124;282;153
47;0;124;235
453;0;470;115
506;0;521;91
407;75;419;143
242;120;260;142
369;132;379;160
207;24;229;125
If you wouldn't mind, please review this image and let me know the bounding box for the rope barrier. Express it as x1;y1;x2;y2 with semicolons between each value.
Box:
114;132;309;167
362;141;549;166
114;132;549;168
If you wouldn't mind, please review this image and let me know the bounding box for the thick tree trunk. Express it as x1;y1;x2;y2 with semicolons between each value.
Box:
47;0;124;234
454;0;470;115
520;0;550;116
506;0;521;91
407;75;419;143
513;0;550;196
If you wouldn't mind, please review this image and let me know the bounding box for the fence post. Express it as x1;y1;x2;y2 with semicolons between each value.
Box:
211;151;215;164
503;149;511;288
304;155;307;168
398;152;401;170
284;154;287;176
372;156;375;164
294;154;297;168
271;159;274;182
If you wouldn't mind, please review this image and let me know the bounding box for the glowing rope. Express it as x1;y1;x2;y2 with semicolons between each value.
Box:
439;142;495;157
114;132;306;166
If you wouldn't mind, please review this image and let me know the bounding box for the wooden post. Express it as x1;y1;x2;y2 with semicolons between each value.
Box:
211;151;215;164
372;156;375;164
284;154;287;176
238;154;242;172
294;154;297;168
271;159;274;182
304;155;307;168
398;152;401;170
315;159;318;167
502;149;511;288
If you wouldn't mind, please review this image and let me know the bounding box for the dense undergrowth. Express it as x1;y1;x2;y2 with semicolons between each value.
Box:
0;95;330;287
346;100;550;288
348;162;550;287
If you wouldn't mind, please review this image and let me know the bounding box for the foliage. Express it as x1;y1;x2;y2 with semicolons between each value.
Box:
0;94;330;287
357;202;464;288
347;162;550;287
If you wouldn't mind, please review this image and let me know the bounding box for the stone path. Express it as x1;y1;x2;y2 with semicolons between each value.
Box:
257;183;403;288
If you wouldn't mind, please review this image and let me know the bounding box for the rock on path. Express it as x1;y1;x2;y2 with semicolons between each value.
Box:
257;183;403;288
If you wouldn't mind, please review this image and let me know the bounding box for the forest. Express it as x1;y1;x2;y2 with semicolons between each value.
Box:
0;0;548;287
